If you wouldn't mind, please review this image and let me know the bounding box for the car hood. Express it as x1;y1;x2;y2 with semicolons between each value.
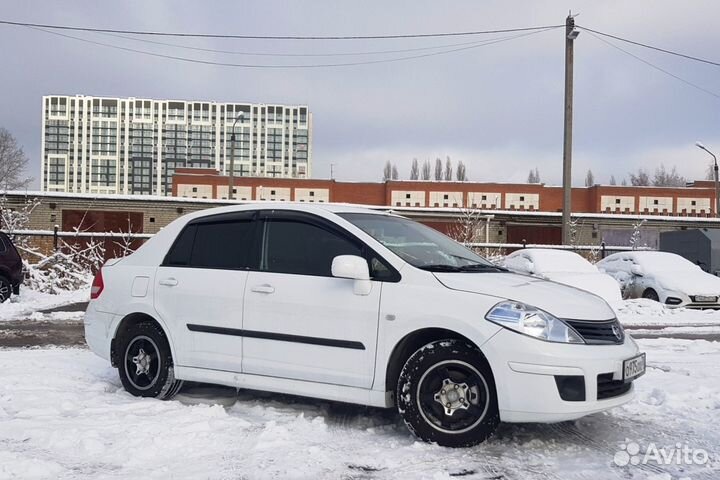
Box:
433;272;615;321
542;272;623;304
653;271;720;296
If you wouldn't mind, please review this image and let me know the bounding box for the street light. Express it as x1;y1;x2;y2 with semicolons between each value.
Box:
228;112;244;200
696;141;719;218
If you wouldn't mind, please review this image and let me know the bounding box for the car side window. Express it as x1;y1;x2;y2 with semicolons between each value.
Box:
190;220;255;269
262;219;362;277
0;235;6;254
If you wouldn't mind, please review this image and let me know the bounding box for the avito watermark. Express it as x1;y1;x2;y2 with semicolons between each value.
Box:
614;440;710;467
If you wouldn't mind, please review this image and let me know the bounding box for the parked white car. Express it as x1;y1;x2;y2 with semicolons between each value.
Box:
502;249;622;304
85;204;644;447
597;251;720;308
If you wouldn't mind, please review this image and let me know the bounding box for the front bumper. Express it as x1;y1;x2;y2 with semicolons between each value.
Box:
482;328;641;423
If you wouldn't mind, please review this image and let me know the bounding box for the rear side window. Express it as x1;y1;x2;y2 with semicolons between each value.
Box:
262;220;362;277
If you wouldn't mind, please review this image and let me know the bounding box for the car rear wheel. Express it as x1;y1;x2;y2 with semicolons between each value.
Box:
642;288;659;302
396;339;499;447
0;276;11;303
117;322;183;399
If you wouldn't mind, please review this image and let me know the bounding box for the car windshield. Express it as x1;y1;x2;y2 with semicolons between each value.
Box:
339;213;501;272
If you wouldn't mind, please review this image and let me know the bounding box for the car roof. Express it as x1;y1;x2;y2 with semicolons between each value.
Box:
182;202;392;219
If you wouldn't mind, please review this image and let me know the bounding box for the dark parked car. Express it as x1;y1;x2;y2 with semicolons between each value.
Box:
0;232;22;302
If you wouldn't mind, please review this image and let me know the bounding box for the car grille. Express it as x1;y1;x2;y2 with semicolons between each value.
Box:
597;373;632;400
565;319;624;345
690;295;718;303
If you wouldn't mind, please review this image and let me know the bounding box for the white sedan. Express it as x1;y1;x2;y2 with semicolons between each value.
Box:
597;251;720;309
502;249;622;304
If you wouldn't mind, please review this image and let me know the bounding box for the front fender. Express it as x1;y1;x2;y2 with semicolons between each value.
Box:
372;281;503;395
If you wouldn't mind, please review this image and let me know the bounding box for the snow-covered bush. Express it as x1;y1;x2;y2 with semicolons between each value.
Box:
1;196;108;294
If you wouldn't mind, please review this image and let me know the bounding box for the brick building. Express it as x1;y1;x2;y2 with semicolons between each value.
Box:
172;169;718;217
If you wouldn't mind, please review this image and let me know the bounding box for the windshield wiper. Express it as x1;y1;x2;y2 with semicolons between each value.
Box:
417;264;465;272
457;264;508;272
418;263;508;273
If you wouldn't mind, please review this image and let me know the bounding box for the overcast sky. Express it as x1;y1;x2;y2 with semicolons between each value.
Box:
1;0;719;188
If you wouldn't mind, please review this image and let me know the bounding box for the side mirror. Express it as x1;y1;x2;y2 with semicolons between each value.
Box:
332;255;371;295
526;261;535;275
630;265;643;276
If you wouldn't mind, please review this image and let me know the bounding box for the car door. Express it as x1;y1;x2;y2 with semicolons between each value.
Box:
154;211;259;372
242;211;383;389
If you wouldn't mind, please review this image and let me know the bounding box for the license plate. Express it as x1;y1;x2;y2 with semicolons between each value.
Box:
695;295;717;303
623;353;646;382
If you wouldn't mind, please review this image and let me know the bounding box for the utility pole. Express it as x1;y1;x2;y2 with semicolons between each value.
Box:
696;142;719;217
330;163;336;180
562;13;579;244
228;113;244;200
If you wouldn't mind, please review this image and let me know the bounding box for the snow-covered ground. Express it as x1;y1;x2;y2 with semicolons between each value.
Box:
0;339;718;480
0;288;88;322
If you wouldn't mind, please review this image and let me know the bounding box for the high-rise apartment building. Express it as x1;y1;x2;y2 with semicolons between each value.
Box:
41;95;312;196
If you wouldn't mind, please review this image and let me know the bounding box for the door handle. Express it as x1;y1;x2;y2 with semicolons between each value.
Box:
159;277;179;287
251;284;275;294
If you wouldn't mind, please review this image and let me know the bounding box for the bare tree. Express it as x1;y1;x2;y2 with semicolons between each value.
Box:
456;161;467;181
449;207;487;245
706;163;715;181
421;160;432;180
434;158;443;181
409;158;419;180
609;175;617;185
527;167;540;184
382;161;392;181
621;178;628;186
652;164;686;187
629;169;651;186
444;156;453;181
391;164;399;180
0;128;32;190
585;169;595;187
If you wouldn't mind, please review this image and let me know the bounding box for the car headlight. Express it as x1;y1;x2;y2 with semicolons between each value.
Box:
485;301;585;344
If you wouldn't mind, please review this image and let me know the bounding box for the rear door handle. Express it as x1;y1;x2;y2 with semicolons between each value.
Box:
251;284;275;294
159;277;179;287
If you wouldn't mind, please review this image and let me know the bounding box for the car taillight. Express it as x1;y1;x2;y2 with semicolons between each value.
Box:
91;268;104;300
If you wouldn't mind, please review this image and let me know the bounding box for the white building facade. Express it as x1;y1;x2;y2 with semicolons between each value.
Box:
41;95;312;195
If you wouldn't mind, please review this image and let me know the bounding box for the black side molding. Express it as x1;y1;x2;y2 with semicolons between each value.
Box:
186;324;365;350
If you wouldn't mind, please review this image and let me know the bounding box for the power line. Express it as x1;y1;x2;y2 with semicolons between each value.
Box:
94;30;524;58
578;25;720;68
0;19;562;40
25;26;559;69
585;30;720;101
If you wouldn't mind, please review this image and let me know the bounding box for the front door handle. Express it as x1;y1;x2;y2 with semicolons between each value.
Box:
159;277;179;287
251;284;275;294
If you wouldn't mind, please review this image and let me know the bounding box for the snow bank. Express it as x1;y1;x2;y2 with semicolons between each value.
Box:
616;299;720;326
0;288;88;322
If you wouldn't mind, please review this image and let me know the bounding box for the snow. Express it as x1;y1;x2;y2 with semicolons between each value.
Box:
0;287;88;322
616;298;720;327
0;340;718;480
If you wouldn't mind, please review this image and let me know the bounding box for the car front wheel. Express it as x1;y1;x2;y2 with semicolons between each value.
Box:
117;322;183;399
396;339;500;447
642;288;660;302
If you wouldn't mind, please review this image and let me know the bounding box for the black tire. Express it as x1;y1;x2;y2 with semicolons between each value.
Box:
0;276;11;303
117;322;183;399
396;339;500;447
642;289;660;302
